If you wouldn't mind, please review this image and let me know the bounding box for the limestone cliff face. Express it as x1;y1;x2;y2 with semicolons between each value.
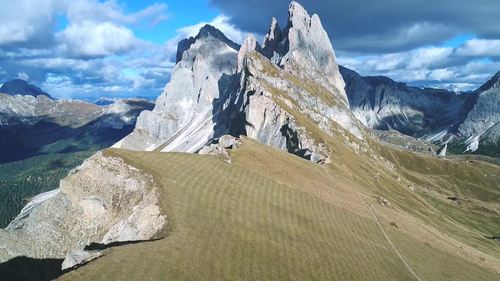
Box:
116;25;240;152
0;152;166;269
230;48;363;163
262;1;348;105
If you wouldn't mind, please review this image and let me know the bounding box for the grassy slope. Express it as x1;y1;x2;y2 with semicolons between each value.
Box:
60;52;499;281
60;137;499;281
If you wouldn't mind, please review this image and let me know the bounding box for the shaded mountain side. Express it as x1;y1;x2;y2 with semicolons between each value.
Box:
457;71;500;154
341;66;500;157
0;79;51;98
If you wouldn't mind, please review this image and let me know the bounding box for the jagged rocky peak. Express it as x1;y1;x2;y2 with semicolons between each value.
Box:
117;24;240;152
261;17;283;59
0;79;51;98
118;1;364;162
176;24;240;63
477;70;500;92
261;1;348;105
238;34;262;72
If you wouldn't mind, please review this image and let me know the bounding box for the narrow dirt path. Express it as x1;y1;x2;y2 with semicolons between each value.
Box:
322;166;424;281
360;195;424;281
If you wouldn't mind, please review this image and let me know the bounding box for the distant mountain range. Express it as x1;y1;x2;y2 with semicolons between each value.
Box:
341;67;500;157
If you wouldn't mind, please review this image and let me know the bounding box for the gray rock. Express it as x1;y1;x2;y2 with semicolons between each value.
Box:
0;152;167;268
437;143;448;158
261;17;283;60
218;135;240;149
238;34;261;72
116;25;240;153
258;2;348;106
62;250;102;270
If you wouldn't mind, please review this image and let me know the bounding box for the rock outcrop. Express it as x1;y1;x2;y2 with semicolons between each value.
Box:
0;152;167;268
199;135;241;164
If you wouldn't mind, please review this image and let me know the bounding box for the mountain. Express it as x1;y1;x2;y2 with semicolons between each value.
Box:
0;79;51;98
116;1;362;163
1;2;500;281
456;71;500;155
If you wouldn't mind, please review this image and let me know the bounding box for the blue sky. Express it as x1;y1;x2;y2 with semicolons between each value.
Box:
0;0;499;101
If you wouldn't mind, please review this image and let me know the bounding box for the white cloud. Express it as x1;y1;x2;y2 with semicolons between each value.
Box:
339;37;500;91
57;21;141;57
0;0;59;46
407;47;453;69
455;39;500;57
17;72;29;81
65;0;168;26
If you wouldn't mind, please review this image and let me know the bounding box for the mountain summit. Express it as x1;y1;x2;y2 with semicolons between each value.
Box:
0;79;51;98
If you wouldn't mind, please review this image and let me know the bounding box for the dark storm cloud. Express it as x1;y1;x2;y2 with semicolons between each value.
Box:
209;0;500;54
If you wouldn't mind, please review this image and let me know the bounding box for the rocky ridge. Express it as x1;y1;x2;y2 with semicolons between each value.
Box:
1;1;499;276
340;66;472;141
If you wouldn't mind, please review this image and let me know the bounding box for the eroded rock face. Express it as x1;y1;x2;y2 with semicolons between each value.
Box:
231;51;363;164
199;135;241;164
0;152;166;268
116;25;240;153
